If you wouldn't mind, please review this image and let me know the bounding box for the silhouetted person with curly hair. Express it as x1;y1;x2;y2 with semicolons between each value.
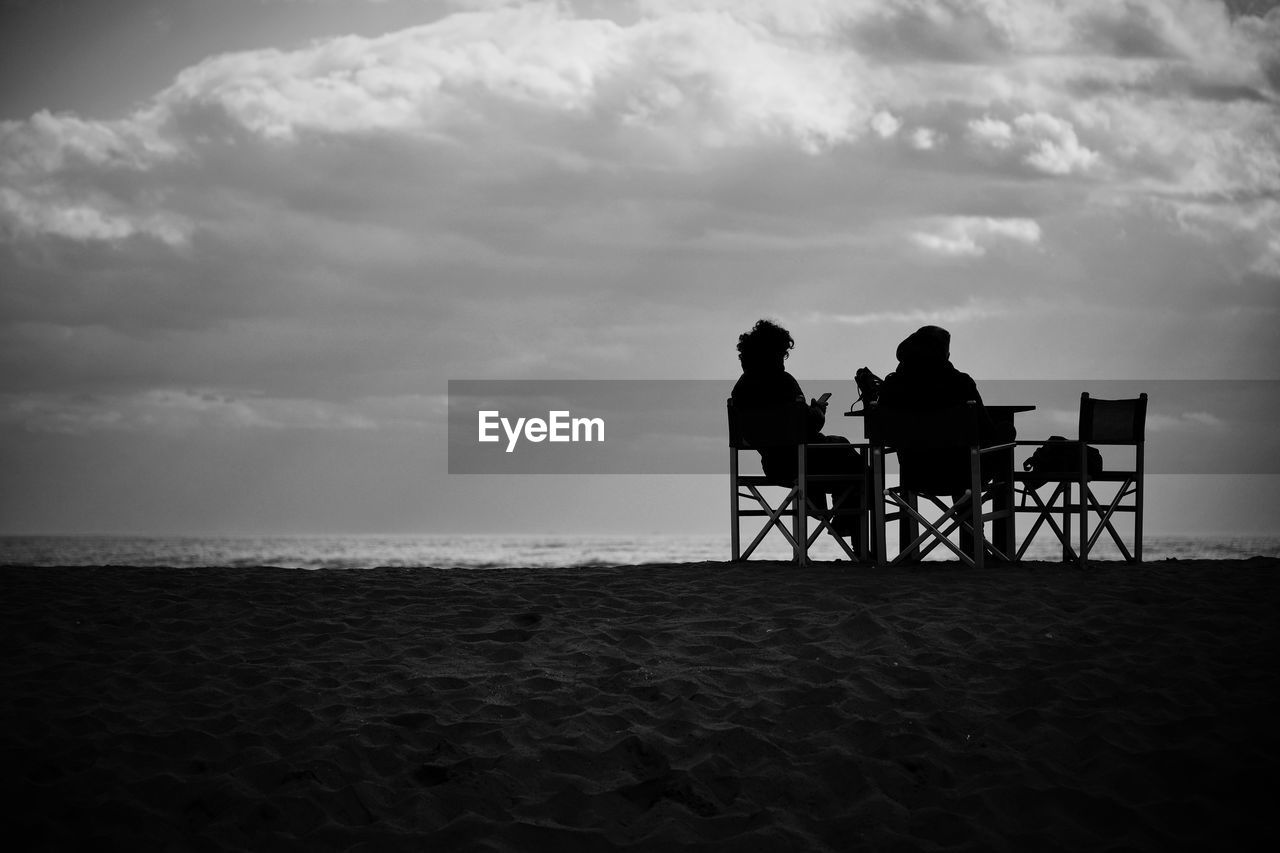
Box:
731;319;864;541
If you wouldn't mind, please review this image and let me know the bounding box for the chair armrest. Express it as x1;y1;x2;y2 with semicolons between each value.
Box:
976;442;1016;455
802;440;874;449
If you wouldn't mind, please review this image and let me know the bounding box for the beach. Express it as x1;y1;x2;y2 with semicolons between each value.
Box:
3;560;1277;852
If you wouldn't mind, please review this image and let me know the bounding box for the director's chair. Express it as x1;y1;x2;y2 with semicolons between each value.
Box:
1013;392;1147;565
728;399;871;565
867;402;1016;569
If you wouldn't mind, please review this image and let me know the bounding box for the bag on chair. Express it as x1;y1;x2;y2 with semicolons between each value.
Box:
1022;435;1103;490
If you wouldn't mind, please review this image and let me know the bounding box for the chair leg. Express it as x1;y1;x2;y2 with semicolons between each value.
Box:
1134;456;1144;564
871;449;887;565
1061;483;1072;563
858;514;870;563
1078;476;1089;568
730;452;741;561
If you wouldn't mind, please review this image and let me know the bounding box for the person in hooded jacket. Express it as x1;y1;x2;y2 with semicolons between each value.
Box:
877;325;1014;495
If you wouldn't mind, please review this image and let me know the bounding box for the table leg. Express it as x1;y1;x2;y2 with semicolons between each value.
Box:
992;469;1016;559
988;414;1018;561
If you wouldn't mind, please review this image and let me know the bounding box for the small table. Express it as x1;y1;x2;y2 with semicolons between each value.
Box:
846;404;1035;561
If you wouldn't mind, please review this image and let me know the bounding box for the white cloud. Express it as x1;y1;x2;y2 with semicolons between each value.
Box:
967;111;1098;175
1184;411;1228;428
0;109;186;246
1014;112;1098;175
152;3;875;152
911;216;1043;257
0;109;177;175
0;187;189;245
968;115;1013;149
870;110;901;139
0;0;1273;249
908;126;941;150
0;2;888;247
820;300;1011;326
1146;410;1234;432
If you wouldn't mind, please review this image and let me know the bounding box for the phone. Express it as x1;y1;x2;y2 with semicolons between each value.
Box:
817;392;832;404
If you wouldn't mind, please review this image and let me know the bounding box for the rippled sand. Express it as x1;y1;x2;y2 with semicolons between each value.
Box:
3;560;1277;851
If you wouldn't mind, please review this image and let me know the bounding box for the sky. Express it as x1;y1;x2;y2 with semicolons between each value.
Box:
1;0;1278;538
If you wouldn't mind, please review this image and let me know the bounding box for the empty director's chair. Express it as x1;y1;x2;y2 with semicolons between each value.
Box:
867;402;1016;569
728;398;870;565
1013;392;1147;565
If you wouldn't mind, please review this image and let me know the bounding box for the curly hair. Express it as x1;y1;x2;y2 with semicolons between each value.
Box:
737;319;794;370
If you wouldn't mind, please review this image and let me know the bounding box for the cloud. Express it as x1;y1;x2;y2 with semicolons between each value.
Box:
1184;411;1229;428
0;187;188;245
967;112;1098;176
1015;113;1098;176
0;388;385;434
819;299;1012;327
1;1;1274;245
0;0;1277;402
1147;410;1233;431
907;126;941;150
869;110;901;139
0;108;187;246
0;2;889;253
968;115;1013;149
149;3;879;153
842;0;1018;64
910;216;1042;257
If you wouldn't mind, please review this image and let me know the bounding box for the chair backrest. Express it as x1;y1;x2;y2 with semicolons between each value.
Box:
727;398;808;449
864;402;981;449
1079;393;1147;444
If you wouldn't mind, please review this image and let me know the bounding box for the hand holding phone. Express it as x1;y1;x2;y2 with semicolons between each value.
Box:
814;392;832;408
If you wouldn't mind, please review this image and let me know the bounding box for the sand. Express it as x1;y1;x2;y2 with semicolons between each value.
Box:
2;560;1278;852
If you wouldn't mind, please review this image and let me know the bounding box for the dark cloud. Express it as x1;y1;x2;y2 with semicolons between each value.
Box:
1074;3;1187;59
843;1;1012;64
1224;0;1280;17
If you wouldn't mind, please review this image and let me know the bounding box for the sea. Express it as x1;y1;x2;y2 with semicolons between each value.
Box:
1;534;1278;570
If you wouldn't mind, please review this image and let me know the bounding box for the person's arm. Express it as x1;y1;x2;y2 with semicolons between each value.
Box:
808;395;828;434
785;373;826;435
